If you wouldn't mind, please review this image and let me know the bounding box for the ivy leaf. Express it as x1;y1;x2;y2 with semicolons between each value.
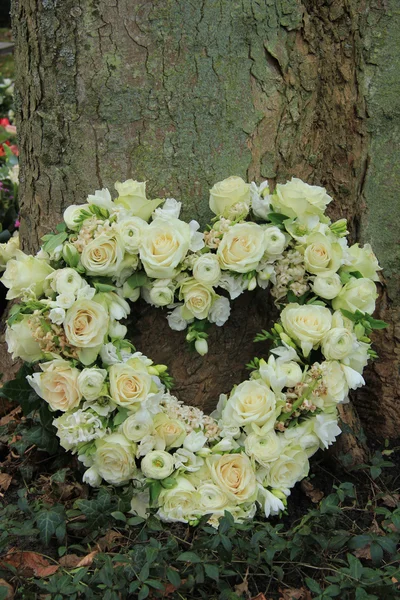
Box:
36;508;65;545
0;365;41;415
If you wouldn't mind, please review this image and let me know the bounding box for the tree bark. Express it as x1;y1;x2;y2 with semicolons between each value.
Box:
9;0;400;437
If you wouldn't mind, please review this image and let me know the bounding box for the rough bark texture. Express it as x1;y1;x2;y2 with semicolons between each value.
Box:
8;0;400;436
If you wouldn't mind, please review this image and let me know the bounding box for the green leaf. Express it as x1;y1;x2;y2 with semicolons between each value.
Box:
166;568;181;587
204;563;219;581
138;584;149;600
42;231;68;254
93;282;117;293
126;272;149;289
149;481;162;507
369;541;383;564
347;553;363;580
364;317;388;330
111;511;127;523
36;508;65;546
340;308;359;322
267;212;287;228
127;516;145;526
0;364;40;414
113;408;129;427
305;578;321;594
177;551;202;563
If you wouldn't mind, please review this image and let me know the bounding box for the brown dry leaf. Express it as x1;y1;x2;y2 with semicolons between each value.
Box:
59;554;81;568
301;480;324;503
0;578;14;599
251;594;267;600
0;551;59;577
0;473;12;492
0;407;21;427
381;493;400;508
97;529;125;552
234;566;249;597
76;550;98;567
279;587;312;600
354;545;372;560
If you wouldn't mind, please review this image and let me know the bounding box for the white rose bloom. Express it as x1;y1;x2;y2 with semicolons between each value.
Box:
244;430;282;466
173;448;204;472
192;254;221;286
109;363;152;408
64;299;109;348
5;316;44;362
209;176;251;216
313;413;341;449
207;453;257;503
332;277;378;315
341;243;381;281
27;360;82;412
153;197;182;219
264;226;287;256
1;250;54;300
264;445;309;493
321;328;357;360
257;486;285;518
146;280;175;307
319;361;349;405
78;367;107;401
49;307;66;325
273;178;332;219
94;433;136;485
140;217;191;278
217;222;267;273
283;421;320;457
141;450;175;479
81;233;124;276
208;296;231;326
197;482;230;514
0;233;19;271
312;271;343;300
179;278;215;320
281;303;333;356
167;304;191;331
49;268;84;296
114;179;163;220
342;341;369;374
83;466;102;487
259;355;303;393
218;273;248;299
63;204;90;230
122;412;154;442
222;380;277;428
250;181;271;220
153;413;186;450
53;409;105;451
183;431;208;452
115;216;146;254
304;233;342;274
157;477;199;523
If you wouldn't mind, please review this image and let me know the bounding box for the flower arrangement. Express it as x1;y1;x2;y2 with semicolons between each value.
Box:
0;176;385;526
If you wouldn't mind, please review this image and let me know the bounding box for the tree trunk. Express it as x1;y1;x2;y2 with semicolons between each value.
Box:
9;0;400;437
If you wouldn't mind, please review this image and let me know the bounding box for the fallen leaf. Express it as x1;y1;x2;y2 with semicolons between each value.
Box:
59;554;81;568
279;588;312;600
0;578;14;599
301;480;324;503
0;407;22;427
0;551;59;577
0;473;12;492
251;594;267;600
381;493;400;508
76;550;98;567
97;529;125;552
234;566;249;596
354;545;371;560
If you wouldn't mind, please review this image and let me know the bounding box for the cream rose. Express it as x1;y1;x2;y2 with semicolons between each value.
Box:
312;271;342;300
114;179;163;221
319;360;349;405
1;250;54;300
94;433;136;485
27;359;82;412
64;300;109;348
209;176;250;216
109;363;152;408
5;316;44;362
264;226;287;256
264;445;309;491
281;303;332;356
332;277;378;315
115;216;146;254
207;453;257;503
153;413;186;450
141;450;175;479
197;482;230;513
192;254;221;285
63;204;90;230
304;233;342;274
217;222;267;273
221;380;277;428
158;477;199;523
0;233;19;271
321;328;356;360
273;178;332;218
147;281;175;307
81;233;124;276
139;217;191;278
179;278;215;320
244;430;282;466
342;243;381;281
77;367;107;401
122;412;154;442
49;268;84;296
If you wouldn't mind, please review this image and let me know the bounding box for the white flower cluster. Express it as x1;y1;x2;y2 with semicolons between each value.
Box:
0;175;383;527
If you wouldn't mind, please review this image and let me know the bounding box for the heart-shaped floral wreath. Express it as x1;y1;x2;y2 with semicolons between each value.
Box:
0;176;384;526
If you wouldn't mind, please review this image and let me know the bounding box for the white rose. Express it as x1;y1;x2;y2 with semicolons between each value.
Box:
281;303;333;356
312;271;342;299
179;278;215;320
173;448;204;472
63;204;90;230
0;233;19;271
48;268;84;296
78;367;107;401
115;216;146;254
122;412;154;442
207;453;257;503
153;413;186;450
208;296;231;326
259;356;303;393
1;250;54;300
5;316;44;362
218;273;248;299
342;341;369;374
94;433;136;485
183;431;208;453
222;380;278;429
304;233;342;274
245;430;282;466
197;482;230;514
192;254;221;285
209;176;250;216
114;179;163;221
342;243;381;281
321;328;356;360
264;445;309;492
158;477;199;523
283;420;320;457
109;363;152;408
64;300;109;348
217;222;267;273
166;305;191;331
273;178;332;218
27;359;82;412
81;233;124;276
153;198;182;219
264;226;287;256
319;360;349;405
141;450;175;479
140;217;191;278
332;277;378;315
147;280;175;307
